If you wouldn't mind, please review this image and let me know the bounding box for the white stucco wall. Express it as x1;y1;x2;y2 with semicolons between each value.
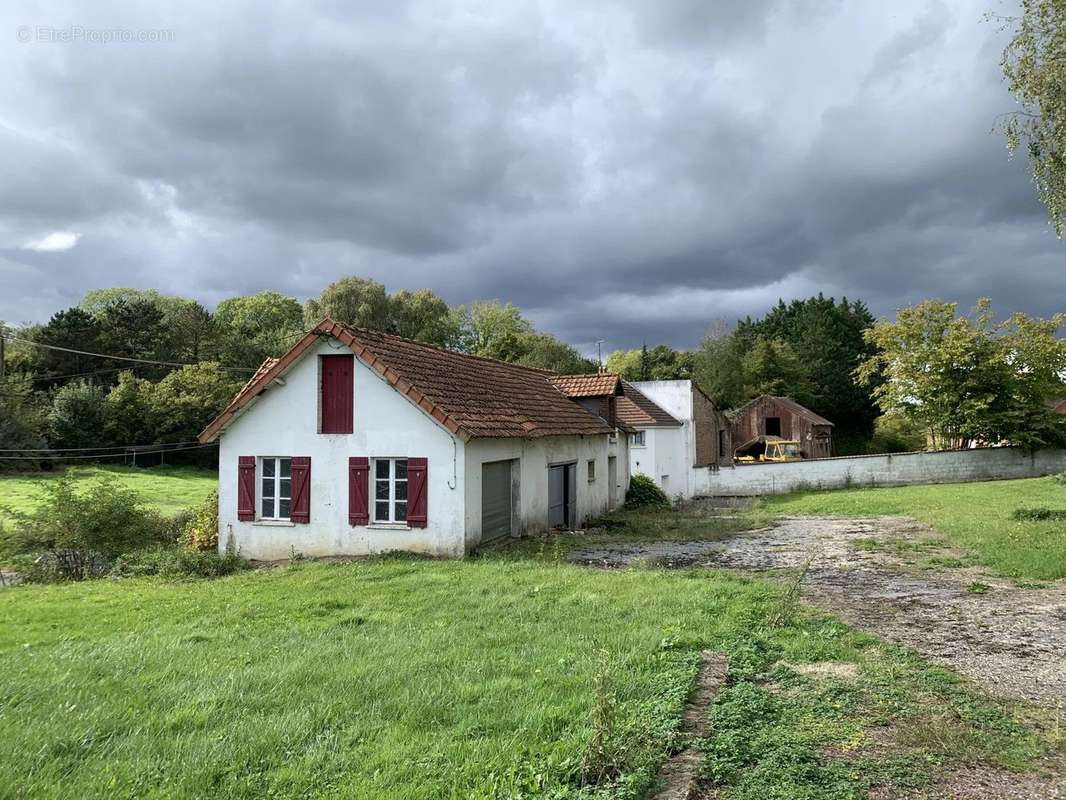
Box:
629;380;696;498
217;340;466;559
693;447;1066;496
464;432;619;546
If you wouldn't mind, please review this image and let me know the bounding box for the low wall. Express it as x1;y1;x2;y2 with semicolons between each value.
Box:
694;447;1066;497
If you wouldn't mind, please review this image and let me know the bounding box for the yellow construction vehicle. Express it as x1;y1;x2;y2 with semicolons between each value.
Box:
734;436;804;463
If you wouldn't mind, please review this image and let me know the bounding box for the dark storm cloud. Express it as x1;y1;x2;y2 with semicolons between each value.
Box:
0;0;1060;352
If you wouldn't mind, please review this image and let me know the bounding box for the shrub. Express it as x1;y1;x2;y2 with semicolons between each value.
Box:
1;477;173;581
624;474;670;510
1052;472;1066;485
869;412;927;454
110;547;248;579
179;491;220;551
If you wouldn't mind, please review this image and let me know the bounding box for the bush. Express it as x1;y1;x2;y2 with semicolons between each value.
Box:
1;477;173;581
624;473;670;510
869;412;927;454
110;547;248;579
1052;472;1066;485
178;491;220;551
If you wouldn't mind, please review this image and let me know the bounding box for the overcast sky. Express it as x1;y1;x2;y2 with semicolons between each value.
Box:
1;0;1061;352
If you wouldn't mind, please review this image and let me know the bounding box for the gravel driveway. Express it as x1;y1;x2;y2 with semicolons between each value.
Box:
570;515;1066;709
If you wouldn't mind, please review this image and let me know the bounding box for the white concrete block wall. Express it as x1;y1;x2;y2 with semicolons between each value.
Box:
693;447;1066;496
218;340;466;559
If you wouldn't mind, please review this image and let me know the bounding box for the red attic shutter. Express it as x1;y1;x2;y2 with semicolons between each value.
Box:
349;457;370;526
237;456;255;521
290;457;311;523
407;457;427;528
320;355;354;433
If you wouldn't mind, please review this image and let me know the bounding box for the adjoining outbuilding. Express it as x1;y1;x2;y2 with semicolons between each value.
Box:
729;394;833;460
199;319;630;560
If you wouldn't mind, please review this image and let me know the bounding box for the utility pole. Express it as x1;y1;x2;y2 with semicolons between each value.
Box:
595;339;604;371
0;331;6;379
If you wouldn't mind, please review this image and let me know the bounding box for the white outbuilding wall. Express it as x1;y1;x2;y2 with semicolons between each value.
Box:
218;340;467;560
464;433;624;547
629;380;697;498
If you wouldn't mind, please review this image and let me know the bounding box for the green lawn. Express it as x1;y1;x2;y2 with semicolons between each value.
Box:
0;465;217;521
758;476;1066;581
0;545;1056;799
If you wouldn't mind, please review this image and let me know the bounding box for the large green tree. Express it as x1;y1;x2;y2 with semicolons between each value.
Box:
148;363;243;444
49;381;108;450
605;345;694;382
734;295;880;440
857;299;1066;451
1001;0;1066;236
214;291;304;370
693;321;749;409
0;376;48;469
29;308;105;381
303;276;391;330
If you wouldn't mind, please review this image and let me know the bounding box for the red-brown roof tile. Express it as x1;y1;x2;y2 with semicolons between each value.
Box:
549;373;622;398
200;319;614;442
615;381;682;428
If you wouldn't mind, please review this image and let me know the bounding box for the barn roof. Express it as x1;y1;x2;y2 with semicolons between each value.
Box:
730;394;834;427
615;381;682;428
198;319;614;442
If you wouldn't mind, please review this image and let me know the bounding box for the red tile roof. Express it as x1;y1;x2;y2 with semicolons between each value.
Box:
548;373;622;398
615;381;682;428
199;319;614;442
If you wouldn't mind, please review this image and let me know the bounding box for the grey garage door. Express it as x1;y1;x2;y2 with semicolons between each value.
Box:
481;460;513;542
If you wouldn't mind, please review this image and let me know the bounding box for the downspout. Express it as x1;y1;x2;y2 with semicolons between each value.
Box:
447;436;458;490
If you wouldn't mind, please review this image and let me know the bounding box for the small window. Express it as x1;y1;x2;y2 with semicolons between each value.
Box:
764;416;782;437
260;457;292;520
631;430;646;447
374;458;409;524
587;459;596;482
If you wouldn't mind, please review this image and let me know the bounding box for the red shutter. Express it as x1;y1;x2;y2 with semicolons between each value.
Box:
349;457;370;526
407;457;427;528
320;355;354;434
237;456;256;521
290;456;311;523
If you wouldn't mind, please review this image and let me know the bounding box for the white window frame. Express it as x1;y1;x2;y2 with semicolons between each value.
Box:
631;430;646;447
373;458;409;524
259;456;292;521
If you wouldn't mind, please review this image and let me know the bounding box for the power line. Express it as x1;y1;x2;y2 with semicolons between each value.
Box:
1;366;128;384
0;443;218;460
2;336;258;373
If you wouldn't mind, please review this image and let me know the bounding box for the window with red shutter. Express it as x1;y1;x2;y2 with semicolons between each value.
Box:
407;457;427;528
320;355;354;434
237;456;255;521
290;456;311;523
349;457;370;525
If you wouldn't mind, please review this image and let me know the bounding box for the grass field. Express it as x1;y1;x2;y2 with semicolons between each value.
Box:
0;465;217;521
758;476;1066;581
0;470;1062;796
0;540;1058;799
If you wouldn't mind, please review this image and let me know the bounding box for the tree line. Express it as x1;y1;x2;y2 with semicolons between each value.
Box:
2;281;1064;469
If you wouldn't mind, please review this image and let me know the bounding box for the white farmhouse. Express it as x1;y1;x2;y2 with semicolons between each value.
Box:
622;380;732;498
199;319;630;560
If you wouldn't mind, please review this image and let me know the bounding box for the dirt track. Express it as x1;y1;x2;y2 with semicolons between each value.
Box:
570;516;1066;708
